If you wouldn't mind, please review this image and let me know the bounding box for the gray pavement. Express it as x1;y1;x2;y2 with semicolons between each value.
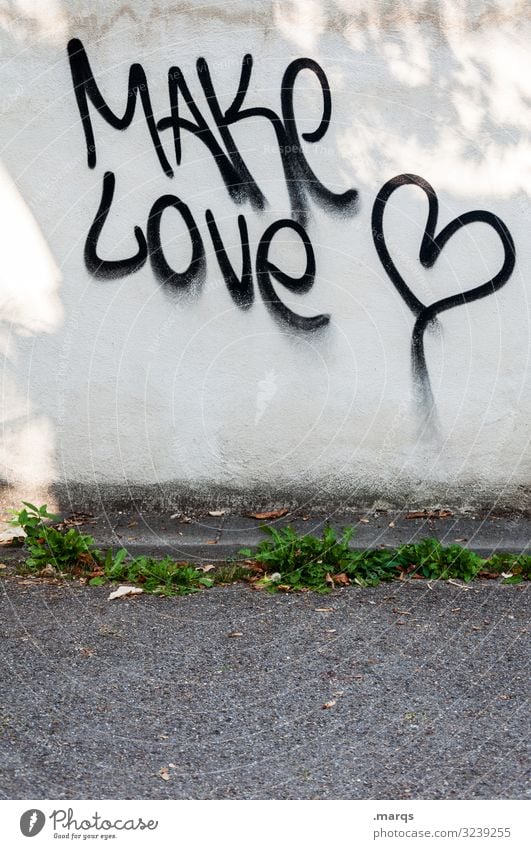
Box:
0;575;529;799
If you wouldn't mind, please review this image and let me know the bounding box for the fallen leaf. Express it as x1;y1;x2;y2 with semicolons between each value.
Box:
108;585;144;601
170;513;181;519
39;564;56;577
0;525;26;543
325;629;337;633
227;631;243;638
392;608;411;615
277;585;292;592
388;521;395;528
199;564;215;572
332;573;350;585
405;509;453;520
180;516;192;524
247;508;289;520
0;563;6;570
322;699;337;709
79;646;95;657
208;510;225;517
325;573;334;586
359;518;369;524
158;767;170;782
206;540;218;545
315;607;333;612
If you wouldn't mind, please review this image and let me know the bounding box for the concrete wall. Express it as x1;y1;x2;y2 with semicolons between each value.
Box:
0;0;530;511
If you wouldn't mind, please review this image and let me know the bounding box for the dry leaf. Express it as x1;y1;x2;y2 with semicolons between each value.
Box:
247;508;289;520
359;518;369;524
315;607;333;612
199;564;215;573
79;646;95;657
325;573;334;586
322;699;337;709
325;629;337;633
405;509;453;520
228;631;243;638
332;573;350;585
388;521;395;528
208;510;225;517
0;525;26;543
108;585;144;601
206;540;218;545
158;767;170;781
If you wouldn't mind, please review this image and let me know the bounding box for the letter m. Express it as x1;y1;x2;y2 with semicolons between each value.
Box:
67;38;172;176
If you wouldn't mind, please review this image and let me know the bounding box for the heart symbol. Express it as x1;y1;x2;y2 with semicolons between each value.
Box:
371;173;515;409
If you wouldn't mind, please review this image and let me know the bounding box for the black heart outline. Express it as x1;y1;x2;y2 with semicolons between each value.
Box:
371;173;516;408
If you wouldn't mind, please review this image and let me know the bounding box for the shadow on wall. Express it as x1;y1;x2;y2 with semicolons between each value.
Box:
0;162;63;510
0;0;529;512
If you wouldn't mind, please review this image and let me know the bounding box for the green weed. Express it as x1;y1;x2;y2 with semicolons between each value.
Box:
96;550;214;595
7;504;530;595
11;502;102;572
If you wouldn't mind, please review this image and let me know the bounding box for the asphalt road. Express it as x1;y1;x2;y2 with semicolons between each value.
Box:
0;576;529;799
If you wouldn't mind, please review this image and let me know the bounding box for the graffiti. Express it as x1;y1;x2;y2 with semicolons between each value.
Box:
371;174;516;409
68;41;517;409
68;38;357;329
67;39;358;226
84;170;330;330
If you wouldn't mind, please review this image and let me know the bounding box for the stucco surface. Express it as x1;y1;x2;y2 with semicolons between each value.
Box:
0;1;529;510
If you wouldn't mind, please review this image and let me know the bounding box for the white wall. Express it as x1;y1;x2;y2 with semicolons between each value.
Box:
0;0;529;510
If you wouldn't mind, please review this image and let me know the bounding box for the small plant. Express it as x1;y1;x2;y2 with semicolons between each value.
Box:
483;552;531;584
239;526;530;591
96;551;214;595
390;538;484;582
239;524;398;592
11;502;101;572
6;503;530;595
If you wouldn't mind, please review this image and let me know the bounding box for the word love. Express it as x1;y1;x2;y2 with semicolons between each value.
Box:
87;171;328;331
68;38;359;330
